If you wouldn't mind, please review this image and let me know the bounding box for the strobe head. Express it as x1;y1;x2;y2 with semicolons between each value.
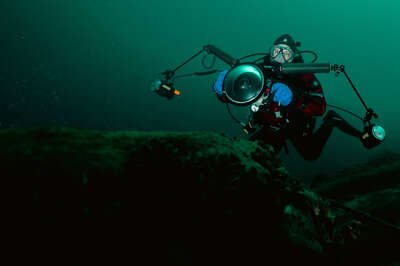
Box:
361;124;386;149
151;79;180;99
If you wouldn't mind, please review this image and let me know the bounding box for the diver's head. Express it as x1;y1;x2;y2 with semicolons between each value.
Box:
270;34;297;64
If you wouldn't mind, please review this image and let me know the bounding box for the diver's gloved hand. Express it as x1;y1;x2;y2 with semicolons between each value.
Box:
271;82;293;106
213;69;228;96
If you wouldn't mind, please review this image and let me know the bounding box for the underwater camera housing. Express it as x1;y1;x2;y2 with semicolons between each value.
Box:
361;124;386;149
222;63;265;105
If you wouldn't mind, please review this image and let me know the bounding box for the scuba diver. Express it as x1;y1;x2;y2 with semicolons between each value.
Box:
153;33;386;159
212;34;364;160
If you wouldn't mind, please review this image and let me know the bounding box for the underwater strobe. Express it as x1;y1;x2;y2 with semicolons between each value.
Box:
361;123;385;149
151;79;180;100
358;107;386;149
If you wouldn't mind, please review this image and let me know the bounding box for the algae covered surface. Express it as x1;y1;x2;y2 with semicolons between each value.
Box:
1;126;398;265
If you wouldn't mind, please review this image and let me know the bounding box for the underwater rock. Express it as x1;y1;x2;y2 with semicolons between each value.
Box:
312;150;400;200
312;151;400;266
0;126;381;265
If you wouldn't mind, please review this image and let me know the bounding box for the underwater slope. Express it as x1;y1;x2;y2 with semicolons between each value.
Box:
312;152;400;266
1;126;397;265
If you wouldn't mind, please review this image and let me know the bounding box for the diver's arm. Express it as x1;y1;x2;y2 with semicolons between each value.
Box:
213;70;229;103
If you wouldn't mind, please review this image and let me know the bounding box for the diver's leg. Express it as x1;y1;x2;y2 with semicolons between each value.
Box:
290;132;331;161
289;117;336;161
290;110;363;161
323;110;362;138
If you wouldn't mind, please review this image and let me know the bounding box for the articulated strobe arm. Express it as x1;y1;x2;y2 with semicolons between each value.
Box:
203;45;239;67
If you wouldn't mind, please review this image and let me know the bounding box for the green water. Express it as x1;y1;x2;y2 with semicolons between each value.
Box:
1;0;399;179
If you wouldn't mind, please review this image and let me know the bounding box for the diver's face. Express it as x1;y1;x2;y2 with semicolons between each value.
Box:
270;44;294;64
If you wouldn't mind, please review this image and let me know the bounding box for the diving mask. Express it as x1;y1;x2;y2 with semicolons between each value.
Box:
270;44;294;63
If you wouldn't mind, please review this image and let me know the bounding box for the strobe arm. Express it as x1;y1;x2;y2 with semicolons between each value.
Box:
277;63;378;123
278;62;384;147
278;63;332;74
203;45;239;67
331;64;378;123
161;45;239;81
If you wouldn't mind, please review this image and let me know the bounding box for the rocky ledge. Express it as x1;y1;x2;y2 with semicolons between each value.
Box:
1;126;398;265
